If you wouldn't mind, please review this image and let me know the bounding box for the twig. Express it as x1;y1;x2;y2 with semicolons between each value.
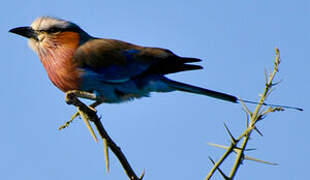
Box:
209;157;229;180
206;141;236;179
58;101;103;130
228;48;281;179
206;48;286;180
65;92;143;180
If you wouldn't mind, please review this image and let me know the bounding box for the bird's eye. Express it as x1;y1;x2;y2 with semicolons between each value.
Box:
46;27;61;33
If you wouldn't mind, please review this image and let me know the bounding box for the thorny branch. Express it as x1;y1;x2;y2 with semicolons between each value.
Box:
206;48;298;180
64;92;145;180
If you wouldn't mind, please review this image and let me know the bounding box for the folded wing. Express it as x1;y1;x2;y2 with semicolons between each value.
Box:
73;38;202;83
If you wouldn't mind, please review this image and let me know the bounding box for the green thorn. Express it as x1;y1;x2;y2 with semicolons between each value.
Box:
207;142;229;150
139;169;145;180
103;138;109;173
254;126;264;137
223;123;236;143
244;155;278;165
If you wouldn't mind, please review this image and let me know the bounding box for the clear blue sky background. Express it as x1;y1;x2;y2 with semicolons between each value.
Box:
1;1;309;180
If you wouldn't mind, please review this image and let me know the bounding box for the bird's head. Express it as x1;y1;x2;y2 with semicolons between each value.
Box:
9;16;90;56
9;17;89;92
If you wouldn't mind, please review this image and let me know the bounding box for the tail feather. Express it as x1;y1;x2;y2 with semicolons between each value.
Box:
146;56;203;75
164;78;237;103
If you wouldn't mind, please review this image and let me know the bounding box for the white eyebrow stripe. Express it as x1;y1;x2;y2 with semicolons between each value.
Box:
30;17;70;31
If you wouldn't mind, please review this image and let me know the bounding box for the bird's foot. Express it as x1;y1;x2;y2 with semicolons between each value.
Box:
65;90;97;105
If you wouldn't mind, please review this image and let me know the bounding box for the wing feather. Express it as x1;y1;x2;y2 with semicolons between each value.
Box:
73;38;202;82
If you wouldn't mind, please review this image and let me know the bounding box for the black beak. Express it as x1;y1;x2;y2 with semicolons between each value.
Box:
9;26;38;40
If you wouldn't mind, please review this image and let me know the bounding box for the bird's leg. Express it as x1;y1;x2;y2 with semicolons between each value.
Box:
63;90;101;142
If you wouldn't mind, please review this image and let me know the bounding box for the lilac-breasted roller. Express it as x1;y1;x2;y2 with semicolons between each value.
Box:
10;16;302;145
9;16;238;104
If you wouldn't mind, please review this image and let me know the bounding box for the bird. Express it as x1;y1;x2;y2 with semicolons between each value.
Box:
9;16;238;104
9;16;302;152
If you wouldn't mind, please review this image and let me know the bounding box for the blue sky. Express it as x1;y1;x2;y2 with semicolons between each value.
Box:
1;1;309;180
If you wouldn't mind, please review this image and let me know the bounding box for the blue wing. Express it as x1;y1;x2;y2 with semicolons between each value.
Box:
73;38;202;83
